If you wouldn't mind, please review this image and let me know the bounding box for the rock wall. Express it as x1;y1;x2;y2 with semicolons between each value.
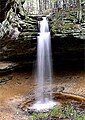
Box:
0;0;38;63
0;17;38;62
51;35;84;70
48;9;85;39
0;0;84;72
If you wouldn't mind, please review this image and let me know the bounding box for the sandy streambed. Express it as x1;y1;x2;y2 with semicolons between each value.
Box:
0;71;85;120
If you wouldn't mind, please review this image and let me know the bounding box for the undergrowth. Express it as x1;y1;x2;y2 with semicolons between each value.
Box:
29;104;85;120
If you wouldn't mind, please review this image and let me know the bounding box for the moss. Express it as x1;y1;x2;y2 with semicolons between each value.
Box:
30;104;85;120
50;8;85;38
32;112;49;119
63;23;74;30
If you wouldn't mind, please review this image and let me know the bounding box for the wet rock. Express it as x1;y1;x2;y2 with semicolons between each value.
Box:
26;109;34;115
52;87;58;93
57;87;65;92
0;11;38;62
25;77;30;79
0;62;17;74
52;86;65;93
0;78;7;83
7;75;13;80
0;75;13;85
0;81;6;85
0;0;38;62
0;78;7;85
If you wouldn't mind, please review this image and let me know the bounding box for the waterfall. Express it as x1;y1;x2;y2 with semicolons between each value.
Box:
36;17;52;102
30;17;56;112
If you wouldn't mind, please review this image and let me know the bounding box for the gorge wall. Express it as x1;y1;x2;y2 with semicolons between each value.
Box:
0;0;84;72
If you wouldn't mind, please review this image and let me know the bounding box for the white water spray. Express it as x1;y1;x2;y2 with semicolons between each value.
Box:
30;17;56;112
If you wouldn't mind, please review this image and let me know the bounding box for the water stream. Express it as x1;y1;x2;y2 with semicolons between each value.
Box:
37;17;52;101
30;17;56;111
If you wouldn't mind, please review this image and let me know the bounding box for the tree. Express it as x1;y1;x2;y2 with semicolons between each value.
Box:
77;0;82;22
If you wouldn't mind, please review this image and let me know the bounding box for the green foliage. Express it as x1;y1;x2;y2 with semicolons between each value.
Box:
63;23;74;30
32;112;49;119
51;0;58;3
51;106;63;117
51;7;85;38
30;104;85;120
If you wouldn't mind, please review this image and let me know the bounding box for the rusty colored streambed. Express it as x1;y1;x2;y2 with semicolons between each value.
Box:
0;71;85;120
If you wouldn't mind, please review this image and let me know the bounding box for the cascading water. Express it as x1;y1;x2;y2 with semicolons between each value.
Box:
37;17;52;102
30;17;56;112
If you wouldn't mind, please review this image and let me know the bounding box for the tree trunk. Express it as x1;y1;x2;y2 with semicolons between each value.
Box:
77;0;82;22
39;0;42;14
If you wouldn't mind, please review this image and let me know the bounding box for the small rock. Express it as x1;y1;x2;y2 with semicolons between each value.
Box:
0;78;6;83
52;86;65;93
57;87;65;92
25;77;29;79
7;75;13;80
52;87;58;93
27;109;34;114
0;81;6;85
0;75;13;85
16;81;22;85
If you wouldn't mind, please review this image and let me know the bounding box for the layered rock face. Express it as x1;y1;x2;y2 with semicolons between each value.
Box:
49;9;85;39
0;0;9;22
48;6;85;70
52;36;84;70
0;0;84;72
0;0;38;62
